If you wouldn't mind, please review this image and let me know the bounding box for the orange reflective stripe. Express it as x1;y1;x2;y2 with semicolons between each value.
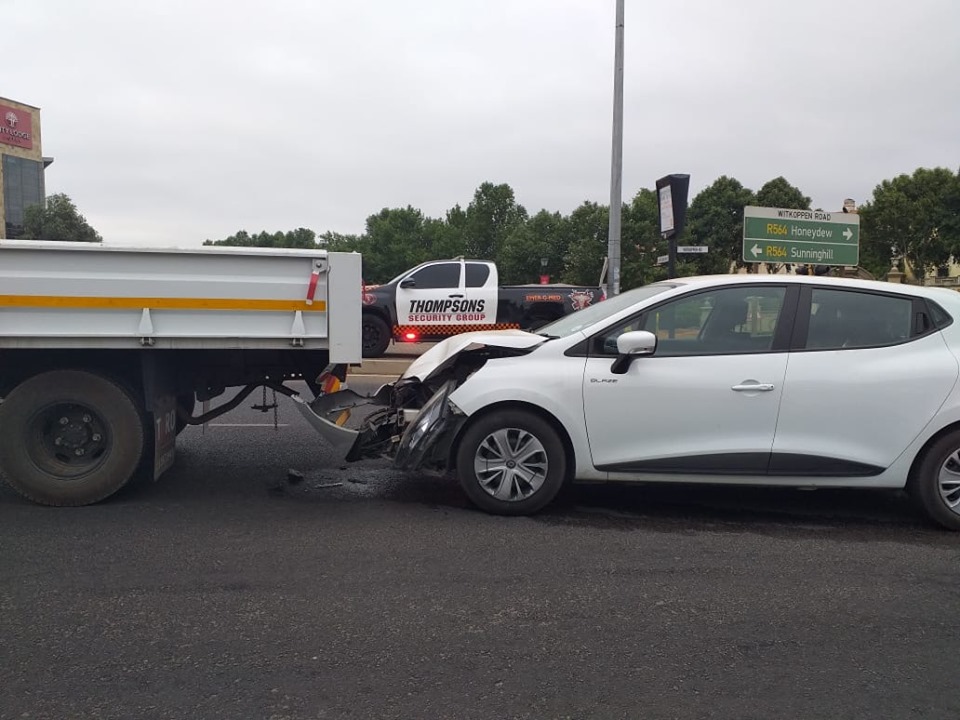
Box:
0;295;327;312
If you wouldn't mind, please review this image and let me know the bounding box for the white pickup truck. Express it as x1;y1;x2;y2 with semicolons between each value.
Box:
0;241;363;506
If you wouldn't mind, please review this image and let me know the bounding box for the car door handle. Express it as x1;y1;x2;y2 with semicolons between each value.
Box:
731;383;775;392
448;294;464;298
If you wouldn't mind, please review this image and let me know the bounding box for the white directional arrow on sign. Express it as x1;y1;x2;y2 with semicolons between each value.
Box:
843;228;853;241
750;243;762;258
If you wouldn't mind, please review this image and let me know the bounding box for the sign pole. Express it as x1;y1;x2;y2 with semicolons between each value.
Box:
667;235;676;279
606;0;625;297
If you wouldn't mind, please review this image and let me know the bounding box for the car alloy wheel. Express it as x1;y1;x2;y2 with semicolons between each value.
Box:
474;427;549;502
937;449;960;514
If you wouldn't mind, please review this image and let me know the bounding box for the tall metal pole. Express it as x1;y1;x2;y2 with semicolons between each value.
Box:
606;0;625;297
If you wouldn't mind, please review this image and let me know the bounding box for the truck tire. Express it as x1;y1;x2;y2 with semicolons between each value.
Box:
455;409;568;516
0;370;146;506
362;313;391;358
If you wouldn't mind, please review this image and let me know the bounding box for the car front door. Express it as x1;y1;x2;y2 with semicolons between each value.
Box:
770;286;959;475
582;284;796;475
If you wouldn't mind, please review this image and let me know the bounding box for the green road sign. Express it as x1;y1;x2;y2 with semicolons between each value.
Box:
742;206;860;266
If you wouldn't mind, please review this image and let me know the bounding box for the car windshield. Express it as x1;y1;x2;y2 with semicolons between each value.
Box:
537;282;678;338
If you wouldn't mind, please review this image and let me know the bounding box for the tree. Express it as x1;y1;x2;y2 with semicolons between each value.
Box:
22;193;102;242
621;188;670;289
683;177;756;274
317;231;363;252
433;204;468;259
859;167;960;284
203;228;317;248
755;177;811;273
463;182;528;259
755;176;811;211
359;206;445;283
562;202;609;286
499;210;571;284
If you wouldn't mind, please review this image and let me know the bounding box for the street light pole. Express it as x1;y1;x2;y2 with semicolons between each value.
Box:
606;0;625;297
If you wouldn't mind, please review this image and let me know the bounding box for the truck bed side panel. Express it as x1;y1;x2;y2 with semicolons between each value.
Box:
0;243;360;361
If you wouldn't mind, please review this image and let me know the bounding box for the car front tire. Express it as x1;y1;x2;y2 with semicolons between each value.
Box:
455;409;567;516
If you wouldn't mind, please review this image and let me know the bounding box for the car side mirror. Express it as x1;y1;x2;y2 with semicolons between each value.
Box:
610;330;657;375
399;278;416;289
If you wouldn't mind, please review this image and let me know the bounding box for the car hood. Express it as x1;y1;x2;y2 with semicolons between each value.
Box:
401;329;547;382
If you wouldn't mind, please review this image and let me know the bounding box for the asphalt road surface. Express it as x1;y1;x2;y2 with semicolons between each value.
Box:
2;379;960;719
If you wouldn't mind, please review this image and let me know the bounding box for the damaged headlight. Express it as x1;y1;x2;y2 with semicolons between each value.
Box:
394;380;462;470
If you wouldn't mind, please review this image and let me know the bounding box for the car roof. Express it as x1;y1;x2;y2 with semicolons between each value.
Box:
664;273;960;304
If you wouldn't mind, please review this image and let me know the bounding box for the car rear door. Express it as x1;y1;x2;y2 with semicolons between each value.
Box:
464;262;499;328
770;286;959;475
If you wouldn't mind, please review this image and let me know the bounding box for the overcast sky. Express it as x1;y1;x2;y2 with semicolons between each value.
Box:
4;0;959;246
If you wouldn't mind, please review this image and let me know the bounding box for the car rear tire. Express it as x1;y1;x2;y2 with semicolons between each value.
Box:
0;370;146;507
362;313;391;358
910;430;960;531
455;409;567;516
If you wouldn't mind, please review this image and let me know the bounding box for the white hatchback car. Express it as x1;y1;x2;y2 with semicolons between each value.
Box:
325;274;960;530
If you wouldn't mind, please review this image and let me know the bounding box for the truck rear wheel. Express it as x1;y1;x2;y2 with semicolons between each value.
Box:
0;370;146;506
362;313;391;358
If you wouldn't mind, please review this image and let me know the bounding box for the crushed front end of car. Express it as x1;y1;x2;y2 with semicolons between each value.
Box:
297;330;547;474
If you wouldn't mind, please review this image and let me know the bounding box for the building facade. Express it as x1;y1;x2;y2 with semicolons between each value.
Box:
0;96;52;240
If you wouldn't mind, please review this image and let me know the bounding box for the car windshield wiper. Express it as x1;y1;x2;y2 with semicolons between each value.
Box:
537;333;560;340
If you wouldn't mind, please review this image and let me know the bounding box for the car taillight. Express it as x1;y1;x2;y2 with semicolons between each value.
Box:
403;331;418;342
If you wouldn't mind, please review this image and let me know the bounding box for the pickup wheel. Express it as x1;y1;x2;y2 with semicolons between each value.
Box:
0;370;146;506
362;313;391;358
455;409;567;516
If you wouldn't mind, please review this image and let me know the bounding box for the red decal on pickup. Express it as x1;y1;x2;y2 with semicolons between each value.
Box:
568;290;595;311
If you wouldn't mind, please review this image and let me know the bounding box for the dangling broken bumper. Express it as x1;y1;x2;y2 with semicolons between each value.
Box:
294;329;549;472
292;378;466;472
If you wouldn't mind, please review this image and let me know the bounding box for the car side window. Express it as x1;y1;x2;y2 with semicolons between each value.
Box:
464;263;490;288
407;262;461;289
594;286;787;356
804;289;912;350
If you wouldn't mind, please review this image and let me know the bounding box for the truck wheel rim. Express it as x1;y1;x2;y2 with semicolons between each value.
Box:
28;402;110;479
474;428;548;502
938;450;960;515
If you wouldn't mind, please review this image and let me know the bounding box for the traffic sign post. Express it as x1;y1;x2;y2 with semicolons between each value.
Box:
742;206;860;266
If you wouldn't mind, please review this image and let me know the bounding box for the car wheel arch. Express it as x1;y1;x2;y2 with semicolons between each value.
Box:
444;400;576;481
907;419;960;491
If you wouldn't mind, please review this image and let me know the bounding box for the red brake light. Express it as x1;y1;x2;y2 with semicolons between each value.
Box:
404;332;418;341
